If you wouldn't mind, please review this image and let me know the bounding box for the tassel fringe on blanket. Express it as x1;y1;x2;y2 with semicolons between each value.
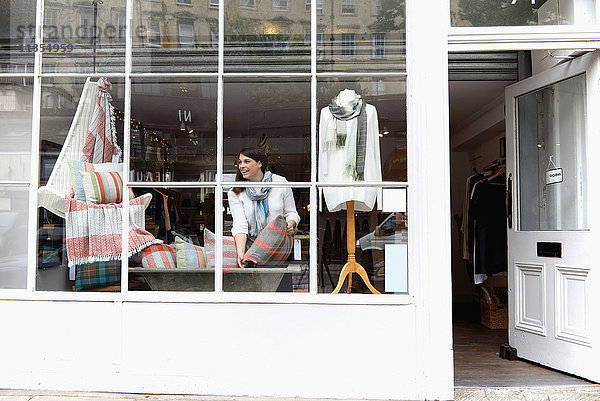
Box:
65;194;161;267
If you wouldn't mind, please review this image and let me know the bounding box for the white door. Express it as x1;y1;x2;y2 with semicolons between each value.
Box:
505;50;600;382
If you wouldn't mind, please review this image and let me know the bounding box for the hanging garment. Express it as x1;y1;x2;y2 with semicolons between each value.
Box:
461;172;484;261
319;92;382;213
468;179;507;284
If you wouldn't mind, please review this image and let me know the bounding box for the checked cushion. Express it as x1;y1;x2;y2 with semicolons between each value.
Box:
242;215;292;267
141;243;177;268
204;229;239;270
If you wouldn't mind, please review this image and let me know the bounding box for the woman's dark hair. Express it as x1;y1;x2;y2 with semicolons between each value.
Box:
232;147;268;194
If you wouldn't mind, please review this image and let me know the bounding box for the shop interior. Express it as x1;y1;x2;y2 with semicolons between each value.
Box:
449;50;592;387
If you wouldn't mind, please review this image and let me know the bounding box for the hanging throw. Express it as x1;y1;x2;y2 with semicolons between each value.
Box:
82;77;122;164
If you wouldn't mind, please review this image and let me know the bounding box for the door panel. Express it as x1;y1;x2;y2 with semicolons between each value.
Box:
505;50;600;382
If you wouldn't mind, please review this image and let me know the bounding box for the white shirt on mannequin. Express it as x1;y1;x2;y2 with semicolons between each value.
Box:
319;89;382;212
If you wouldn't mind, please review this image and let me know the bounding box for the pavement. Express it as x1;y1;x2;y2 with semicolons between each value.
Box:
3;387;600;401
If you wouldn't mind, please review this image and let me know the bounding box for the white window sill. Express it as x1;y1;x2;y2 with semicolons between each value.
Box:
0;290;414;306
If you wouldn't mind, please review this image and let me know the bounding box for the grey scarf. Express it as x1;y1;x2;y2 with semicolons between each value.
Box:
327;93;367;180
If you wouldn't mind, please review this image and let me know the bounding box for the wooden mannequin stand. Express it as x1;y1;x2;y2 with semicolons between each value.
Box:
332;201;381;294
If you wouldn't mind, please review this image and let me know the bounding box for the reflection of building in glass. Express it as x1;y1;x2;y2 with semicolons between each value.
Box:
0;0;404;73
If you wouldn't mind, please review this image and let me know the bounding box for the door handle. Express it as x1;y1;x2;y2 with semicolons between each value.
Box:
506;173;512;229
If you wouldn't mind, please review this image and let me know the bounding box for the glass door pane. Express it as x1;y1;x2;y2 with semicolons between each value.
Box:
517;73;587;231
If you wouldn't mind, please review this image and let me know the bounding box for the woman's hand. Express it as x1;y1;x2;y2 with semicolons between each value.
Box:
286;220;297;235
237;252;246;268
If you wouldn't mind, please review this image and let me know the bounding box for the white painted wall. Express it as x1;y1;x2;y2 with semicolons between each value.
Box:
0;300;428;400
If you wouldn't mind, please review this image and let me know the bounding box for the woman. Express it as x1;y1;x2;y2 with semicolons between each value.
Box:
228;147;300;268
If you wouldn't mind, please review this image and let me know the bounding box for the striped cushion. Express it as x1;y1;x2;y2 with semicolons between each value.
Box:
175;237;206;269
243;215;292;267
204;229;239;269
140;244;177;268
68;160;122;201
79;170;126;204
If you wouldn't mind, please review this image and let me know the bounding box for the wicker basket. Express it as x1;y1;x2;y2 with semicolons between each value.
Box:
480;301;508;329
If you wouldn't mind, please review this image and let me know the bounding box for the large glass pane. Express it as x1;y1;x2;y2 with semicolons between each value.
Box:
517;73;587;231
0;0;36;73
223;78;310;182
0;77;33;181
0;186;29;289
128;187;215;292
318;186;407;294
224;0;310;72
317;0;406;72
41;0;125;73
130;78;217;183
37;77;125;291
224;185;310;292
132;0;218;73
318;77;407;183
451;0;597;27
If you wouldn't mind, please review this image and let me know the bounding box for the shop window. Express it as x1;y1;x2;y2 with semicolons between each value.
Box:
223;78;311;182
128;187;215;292
133;0;217;73
318;0;405;72
341;0;355;15
341;33;355;56
315;79;407;295
225;0;310;72
130;78;217;183
223;185;311;292
41;0;125;73
179;22;195;47
0;0;35;73
0;187;29;290
450;0;597;26
372;33;385;58
37;77;125;292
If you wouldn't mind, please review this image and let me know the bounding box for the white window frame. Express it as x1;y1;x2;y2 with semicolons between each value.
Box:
10;0;600;307
177;0;192;4
178;21;195;47
273;0;289;11
341;0;355;15
209;0;219;7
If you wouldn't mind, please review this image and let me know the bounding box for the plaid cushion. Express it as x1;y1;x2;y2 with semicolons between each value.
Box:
141;243;176;268
175;237;206;269
75;261;120;291
204;229;238;269
243;215;292;267
68;159;123;201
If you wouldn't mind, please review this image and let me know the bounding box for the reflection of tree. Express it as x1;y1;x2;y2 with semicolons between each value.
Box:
457;0;539;26
368;0;405;32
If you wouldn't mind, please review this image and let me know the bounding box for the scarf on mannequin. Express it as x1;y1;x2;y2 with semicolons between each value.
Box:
245;171;273;236
326;92;367;180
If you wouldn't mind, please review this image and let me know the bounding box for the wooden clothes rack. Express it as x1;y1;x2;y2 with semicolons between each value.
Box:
332;201;381;294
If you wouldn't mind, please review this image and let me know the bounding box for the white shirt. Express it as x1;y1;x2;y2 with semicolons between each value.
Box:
228;173;301;237
319;103;382;212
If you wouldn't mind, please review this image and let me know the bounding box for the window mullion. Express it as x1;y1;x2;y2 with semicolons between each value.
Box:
26;0;45;293
214;0;225;293
121;0;134;293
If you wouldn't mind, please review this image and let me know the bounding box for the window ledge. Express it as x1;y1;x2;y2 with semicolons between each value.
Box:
0;290;414;306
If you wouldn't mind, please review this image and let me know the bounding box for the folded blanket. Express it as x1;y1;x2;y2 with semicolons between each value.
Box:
65;194;160;267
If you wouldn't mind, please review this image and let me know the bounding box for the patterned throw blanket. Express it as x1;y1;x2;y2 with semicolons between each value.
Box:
65;194;160;267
